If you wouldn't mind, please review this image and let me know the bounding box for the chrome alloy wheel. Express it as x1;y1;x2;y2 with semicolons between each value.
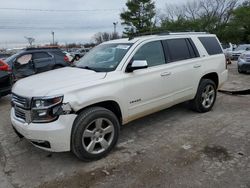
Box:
201;85;215;109
82;118;115;154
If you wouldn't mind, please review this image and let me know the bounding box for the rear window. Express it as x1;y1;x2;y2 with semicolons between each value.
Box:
199;37;223;55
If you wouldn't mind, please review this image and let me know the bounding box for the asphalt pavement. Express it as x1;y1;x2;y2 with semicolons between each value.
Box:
0;61;249;188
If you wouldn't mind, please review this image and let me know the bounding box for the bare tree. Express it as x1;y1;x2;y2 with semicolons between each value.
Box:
162;0;239;25
93;32;120;44
24;36;35;46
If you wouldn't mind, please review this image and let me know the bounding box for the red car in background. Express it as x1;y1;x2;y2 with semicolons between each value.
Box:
0;59;13;98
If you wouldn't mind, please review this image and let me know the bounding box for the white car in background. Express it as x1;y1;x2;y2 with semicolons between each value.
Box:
229;44;250;60
221;43;233;59
62;51;74;62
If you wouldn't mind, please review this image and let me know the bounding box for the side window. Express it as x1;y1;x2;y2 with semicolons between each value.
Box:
16;54;32;65
32;52;51;60
133;41;165;67
198;37;223;55
163;39;193;62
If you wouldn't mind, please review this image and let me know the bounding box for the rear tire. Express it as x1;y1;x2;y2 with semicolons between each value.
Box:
189;79;217;113
71;107;120;161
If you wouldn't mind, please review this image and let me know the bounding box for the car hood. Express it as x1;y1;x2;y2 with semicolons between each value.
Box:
12;67;107;97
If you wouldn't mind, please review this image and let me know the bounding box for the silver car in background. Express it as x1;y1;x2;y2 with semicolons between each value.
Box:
238;50;250;73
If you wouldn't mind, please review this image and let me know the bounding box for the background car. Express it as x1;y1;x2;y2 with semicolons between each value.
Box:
0;53;10;60
3;47;71;79
72;48;90;61
237;50;250;73
229;44;250;60
0;60;12;98
62;51;74;63
221;42;233;63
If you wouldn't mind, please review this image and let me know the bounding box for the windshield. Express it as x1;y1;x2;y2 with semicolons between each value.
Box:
75;43;132;72
235;45;250;51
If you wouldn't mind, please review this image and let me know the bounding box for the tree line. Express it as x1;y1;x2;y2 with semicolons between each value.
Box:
119;0;250;44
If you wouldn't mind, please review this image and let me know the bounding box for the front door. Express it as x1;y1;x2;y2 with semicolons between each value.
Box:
123;40;174;120
13;53;35;78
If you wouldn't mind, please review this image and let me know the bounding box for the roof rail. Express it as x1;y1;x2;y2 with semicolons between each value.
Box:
128;31;165;40
128;31;209;40
168;32;208;35
26;47;59;51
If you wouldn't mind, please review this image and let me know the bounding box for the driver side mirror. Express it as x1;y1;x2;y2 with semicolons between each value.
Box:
126;60;148;72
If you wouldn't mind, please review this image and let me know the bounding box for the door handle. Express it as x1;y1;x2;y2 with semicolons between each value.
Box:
193;65;201;68
161;72;171;77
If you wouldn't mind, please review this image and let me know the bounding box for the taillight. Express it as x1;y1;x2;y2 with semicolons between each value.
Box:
0;60;10;71
64;56;70;63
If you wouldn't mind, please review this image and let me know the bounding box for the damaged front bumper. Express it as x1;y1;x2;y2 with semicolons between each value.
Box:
11;107;77;152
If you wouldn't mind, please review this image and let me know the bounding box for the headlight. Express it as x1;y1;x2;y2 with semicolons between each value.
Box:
31;95;63;123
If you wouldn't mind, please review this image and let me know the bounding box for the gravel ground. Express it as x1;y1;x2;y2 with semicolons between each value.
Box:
0;61;249;188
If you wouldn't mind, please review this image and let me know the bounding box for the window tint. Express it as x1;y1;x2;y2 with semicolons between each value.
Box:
133;41;165;67
33;52;51;60
163;39;193;62
198;37;223;55
186;39;199;58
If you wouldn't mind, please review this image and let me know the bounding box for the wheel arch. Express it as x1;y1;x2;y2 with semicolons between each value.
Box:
200;72;219;89
75;100;123;124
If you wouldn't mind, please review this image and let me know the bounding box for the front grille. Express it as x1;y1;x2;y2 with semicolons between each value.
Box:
12;93;31;109
241;64;250;70
12;93;32;123
14;107;26;122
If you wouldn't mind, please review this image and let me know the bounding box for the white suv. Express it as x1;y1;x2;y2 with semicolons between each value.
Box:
11;33;228;161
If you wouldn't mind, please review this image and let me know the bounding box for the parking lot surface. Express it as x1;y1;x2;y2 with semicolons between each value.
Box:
0;62;250;188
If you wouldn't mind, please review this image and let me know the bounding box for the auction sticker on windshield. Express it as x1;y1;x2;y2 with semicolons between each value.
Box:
116;45;130;50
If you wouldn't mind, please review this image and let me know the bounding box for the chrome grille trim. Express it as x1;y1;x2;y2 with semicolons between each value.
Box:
14;106;32;123
12;93;31;109
12;93;32;123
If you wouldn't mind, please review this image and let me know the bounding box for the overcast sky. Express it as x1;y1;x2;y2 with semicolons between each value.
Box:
0;0;188;48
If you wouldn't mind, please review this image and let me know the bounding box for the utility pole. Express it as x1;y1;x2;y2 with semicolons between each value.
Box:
51;31;55;45
113;22;118;34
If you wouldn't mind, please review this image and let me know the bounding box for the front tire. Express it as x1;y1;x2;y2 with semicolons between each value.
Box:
71;107;120;161
190;79;217;113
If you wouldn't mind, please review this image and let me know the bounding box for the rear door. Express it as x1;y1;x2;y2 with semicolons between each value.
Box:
161;38;202;101
32;52;54;73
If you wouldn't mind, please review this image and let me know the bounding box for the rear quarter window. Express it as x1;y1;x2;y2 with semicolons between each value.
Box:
163;38;199;62
199;37;223;55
